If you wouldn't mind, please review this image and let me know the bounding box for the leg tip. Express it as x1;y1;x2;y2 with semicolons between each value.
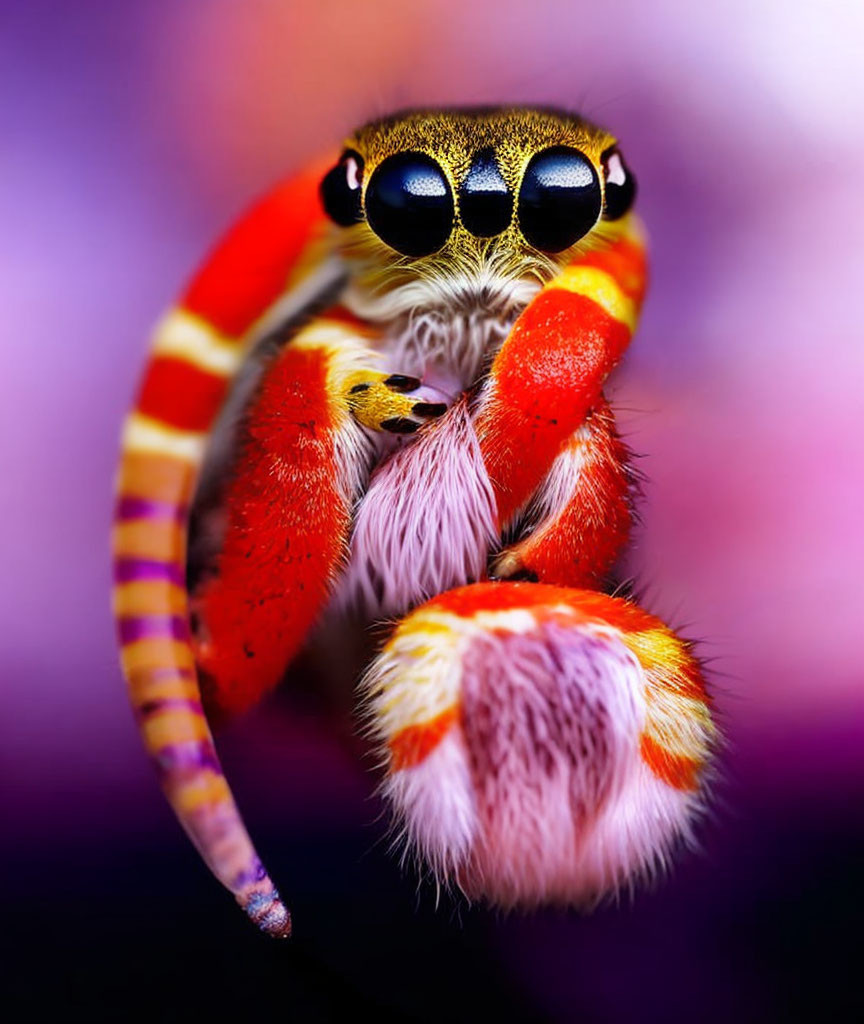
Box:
242;889;293;938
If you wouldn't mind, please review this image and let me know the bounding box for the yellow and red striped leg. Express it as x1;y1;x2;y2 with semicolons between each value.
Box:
113;158;336;937
475;220;647;530
491;396;635;588
363;582;715;906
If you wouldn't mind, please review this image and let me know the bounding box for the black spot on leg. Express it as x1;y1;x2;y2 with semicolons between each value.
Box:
243;643;255;659
507;568;539;582
381;417;419;434
412;402;447;417
383;374;421;392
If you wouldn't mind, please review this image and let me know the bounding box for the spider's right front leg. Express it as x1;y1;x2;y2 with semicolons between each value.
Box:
194;315;447;719
490;396;635;589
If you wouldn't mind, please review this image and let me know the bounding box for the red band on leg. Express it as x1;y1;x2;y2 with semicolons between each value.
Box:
181;155;335;338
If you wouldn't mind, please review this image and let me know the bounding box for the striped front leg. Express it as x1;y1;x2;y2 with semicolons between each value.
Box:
476;220;647;530
113;158;334;937
490;396;635;588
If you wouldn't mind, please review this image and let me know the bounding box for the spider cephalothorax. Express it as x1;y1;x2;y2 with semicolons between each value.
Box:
113;106;712;938
323;107;636;383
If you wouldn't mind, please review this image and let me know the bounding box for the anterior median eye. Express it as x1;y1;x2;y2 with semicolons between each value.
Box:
517;147;601;252
601;146;636;220
365;152;454;257
321;150;365;226
459;148;512;237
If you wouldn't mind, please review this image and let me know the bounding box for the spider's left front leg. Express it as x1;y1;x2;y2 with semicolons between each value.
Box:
193;314;448;719
490;395;635;588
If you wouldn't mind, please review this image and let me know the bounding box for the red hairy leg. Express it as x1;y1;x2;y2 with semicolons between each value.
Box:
113;157;337;937
193;320;367;719
194;313;452;719
491;396;635;588
476;222;647;530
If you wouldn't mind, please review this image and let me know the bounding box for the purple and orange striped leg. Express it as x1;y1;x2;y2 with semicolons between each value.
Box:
475;219;647;531
491;395;635;588
113;157;337;937
363;582;715;906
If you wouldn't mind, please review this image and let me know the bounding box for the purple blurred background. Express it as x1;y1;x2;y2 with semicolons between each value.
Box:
2;1;862;1020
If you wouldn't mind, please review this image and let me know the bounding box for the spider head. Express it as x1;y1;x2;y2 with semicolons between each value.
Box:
319;107;637;320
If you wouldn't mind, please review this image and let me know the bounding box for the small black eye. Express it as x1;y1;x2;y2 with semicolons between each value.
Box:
601;147;636;220
365;152;454;257
518;147;601;252
459;148;512;237
321;150;364;226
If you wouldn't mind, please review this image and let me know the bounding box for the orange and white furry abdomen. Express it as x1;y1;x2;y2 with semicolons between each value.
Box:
365;584;713;905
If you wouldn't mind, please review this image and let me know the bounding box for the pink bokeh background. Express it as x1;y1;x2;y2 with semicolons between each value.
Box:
2;1;862;1019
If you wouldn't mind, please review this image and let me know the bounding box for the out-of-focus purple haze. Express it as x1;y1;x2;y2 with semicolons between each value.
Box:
2;1;862;1020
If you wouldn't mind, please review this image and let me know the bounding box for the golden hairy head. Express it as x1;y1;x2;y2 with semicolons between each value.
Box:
319;107;637;307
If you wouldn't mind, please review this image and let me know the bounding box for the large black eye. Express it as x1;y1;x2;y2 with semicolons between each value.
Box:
365;152;454;257
321;150;364;226
518;146;601;252
601;147;636;220
459;148;512;237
